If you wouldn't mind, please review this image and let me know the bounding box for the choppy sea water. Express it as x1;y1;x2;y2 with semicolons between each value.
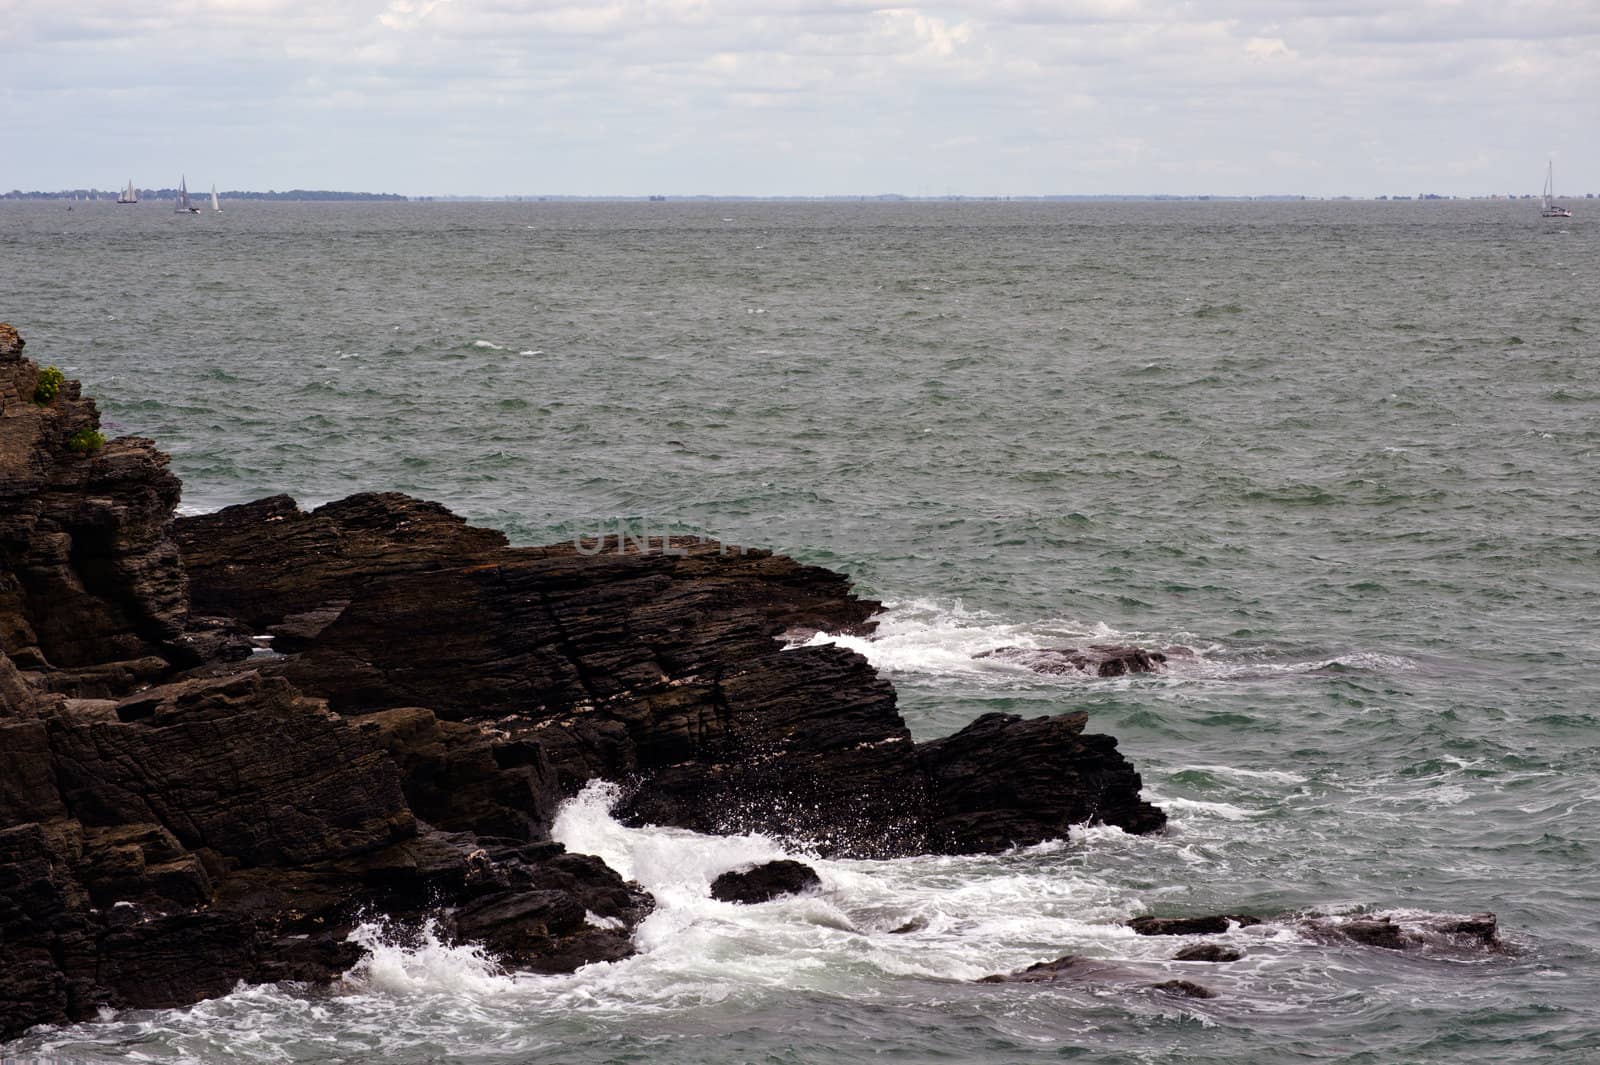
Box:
2;199;1598;1064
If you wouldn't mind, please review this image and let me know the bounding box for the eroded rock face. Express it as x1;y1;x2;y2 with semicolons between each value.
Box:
710;860;822;904
919;712;1167;852
0;332;657;1040
0;667;656;1038
0;328;190;676
57;671;414;866
177;496;1166;857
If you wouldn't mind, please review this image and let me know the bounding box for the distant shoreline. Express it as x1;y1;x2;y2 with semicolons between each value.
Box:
2;189;406;202
4;190;1591;203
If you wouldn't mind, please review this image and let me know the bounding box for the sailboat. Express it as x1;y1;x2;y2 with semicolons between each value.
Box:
116;180;138;204
1540;160;1572;219
175;175;200;214
210;185;222;212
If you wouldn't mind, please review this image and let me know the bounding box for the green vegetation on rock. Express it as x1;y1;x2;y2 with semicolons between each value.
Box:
34;365;64;403
66;427;106;454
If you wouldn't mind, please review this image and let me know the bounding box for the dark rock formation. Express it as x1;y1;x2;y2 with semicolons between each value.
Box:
1434;912;1501;948
976;645;1169;677
1173;943;1242;962
1128;914;1262;936
445;849;653;972
1302;911;1505;954
978;954;1103;983
1151;979;1216;999
0;656;649;1039
1;323;1168;1038
1329;915;1412;950
0;329;652;1040
710;860;822;904
0;326;191;679
1126;910;1504;957
919;712;1166;852
176;494;1166;856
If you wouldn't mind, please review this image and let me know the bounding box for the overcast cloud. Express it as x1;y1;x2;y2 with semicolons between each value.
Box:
3;0;1596;196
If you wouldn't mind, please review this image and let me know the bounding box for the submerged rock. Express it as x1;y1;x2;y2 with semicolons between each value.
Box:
1302;911;1505;954
1128;914;1262;936
975;645;1168;677
1151;979;1217;999
710;860;822;904
978;955;1217;1000
978;955;1099;984
1173;943;1243;962
1128;909;1504;957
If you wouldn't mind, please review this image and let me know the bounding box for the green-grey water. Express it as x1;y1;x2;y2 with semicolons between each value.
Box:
2;199;1597;1064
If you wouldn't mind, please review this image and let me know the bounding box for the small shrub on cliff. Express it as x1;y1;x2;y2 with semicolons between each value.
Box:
33;366;64;403
65;427;106;454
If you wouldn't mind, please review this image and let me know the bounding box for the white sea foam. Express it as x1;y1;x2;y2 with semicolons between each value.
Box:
344;920;513;997
1142;796;1256;822
795;599;1414;684
794;598;1088;676
1172;764;1309;785
544;780;1168;991
471;339;506;350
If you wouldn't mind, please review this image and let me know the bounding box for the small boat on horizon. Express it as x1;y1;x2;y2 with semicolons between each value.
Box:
1540;160;1572;219
116;180;138;204
210;185;222;212
175;175;200;214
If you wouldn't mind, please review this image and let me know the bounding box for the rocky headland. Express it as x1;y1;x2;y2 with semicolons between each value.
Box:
0;324;1167;1038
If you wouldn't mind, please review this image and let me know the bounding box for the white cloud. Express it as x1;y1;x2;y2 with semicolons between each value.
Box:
1245;35;1297;59
2;0;1598;195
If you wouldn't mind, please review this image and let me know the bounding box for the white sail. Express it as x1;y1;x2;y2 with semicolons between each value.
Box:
1540;160;1571;218
211;185;221;212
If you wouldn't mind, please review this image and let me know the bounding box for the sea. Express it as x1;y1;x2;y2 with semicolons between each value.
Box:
1;198;1597;1064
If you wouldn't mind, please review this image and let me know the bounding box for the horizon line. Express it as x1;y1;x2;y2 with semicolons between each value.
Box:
4;190;1591;203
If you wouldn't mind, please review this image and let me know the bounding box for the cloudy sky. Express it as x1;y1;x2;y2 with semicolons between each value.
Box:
4;1;1596;197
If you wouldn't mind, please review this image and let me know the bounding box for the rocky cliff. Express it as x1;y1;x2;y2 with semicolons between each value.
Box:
0;322;1163;1039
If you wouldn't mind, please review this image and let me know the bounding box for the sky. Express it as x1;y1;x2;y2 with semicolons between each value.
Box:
3;1;1597;197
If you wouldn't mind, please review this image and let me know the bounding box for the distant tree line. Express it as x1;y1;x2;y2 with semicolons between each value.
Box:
2;189;407;201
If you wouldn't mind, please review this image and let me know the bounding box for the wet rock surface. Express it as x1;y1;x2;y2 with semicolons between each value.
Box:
975;644;1170;677
1128;910;1506;956
1129;914;1263;936
1151;979;1217;999
1302;911;1506;953
709;860;822;904
978;955;1217;1000
1172;943;1243;962
919;711;1167;851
